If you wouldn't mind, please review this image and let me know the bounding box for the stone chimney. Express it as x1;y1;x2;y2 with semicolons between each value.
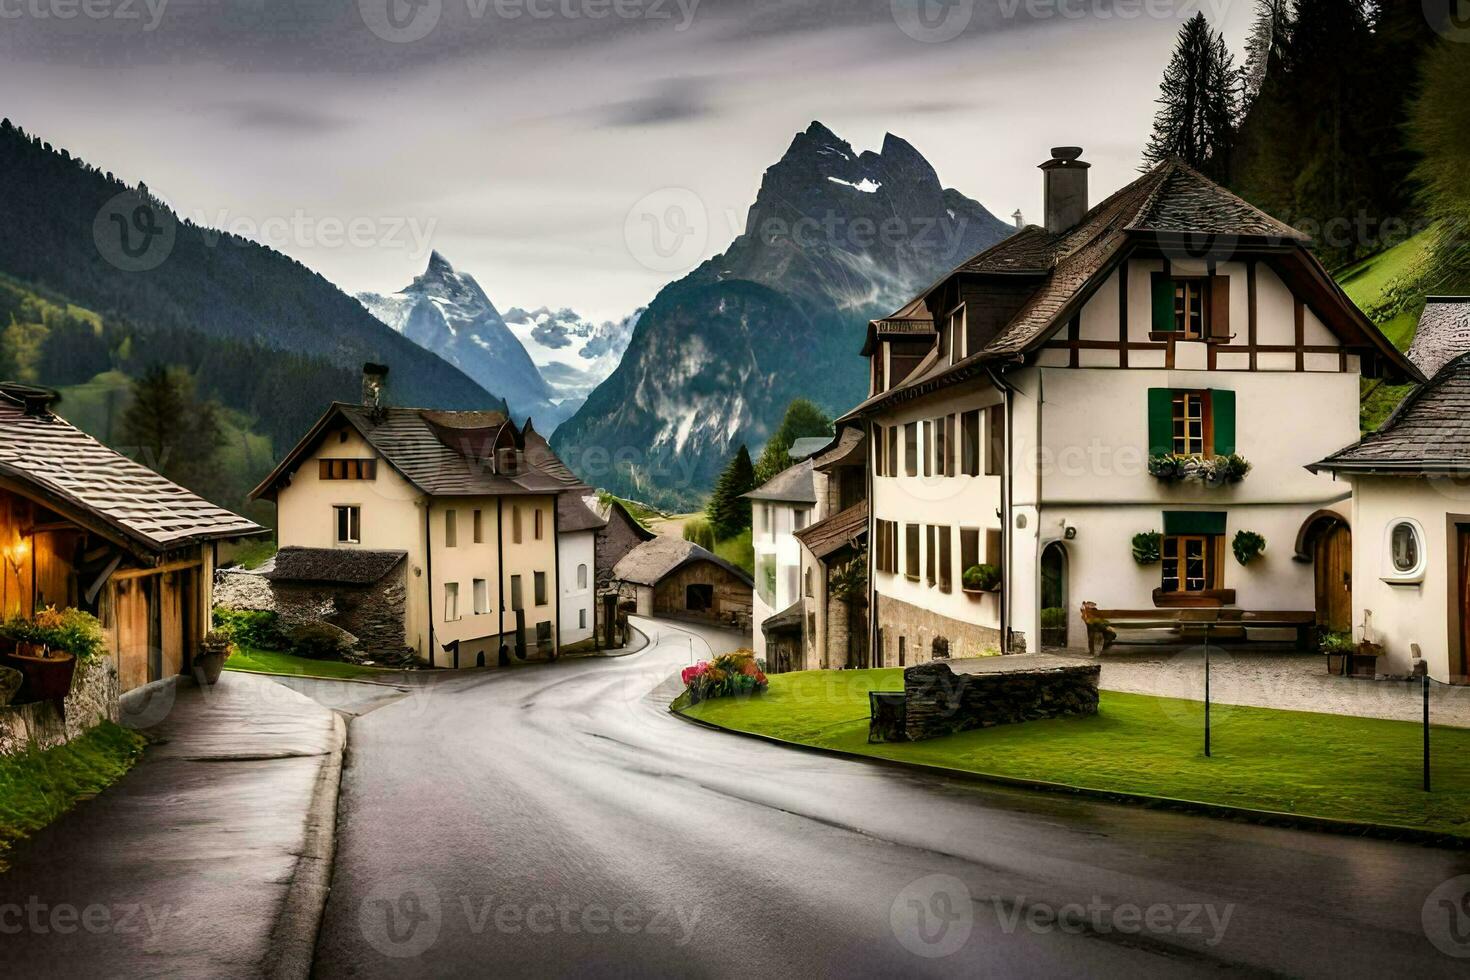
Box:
1011;209;1024;230
1039;147;1089;234
362;362;389;408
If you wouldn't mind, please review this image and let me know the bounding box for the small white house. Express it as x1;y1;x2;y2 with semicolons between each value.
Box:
1312;298;1470;684
557;496;604;648
746;459;816;659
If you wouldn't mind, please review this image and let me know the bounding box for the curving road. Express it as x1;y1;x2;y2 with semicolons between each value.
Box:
313;617;1470;977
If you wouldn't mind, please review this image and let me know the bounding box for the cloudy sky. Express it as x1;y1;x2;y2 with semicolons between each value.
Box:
1;0;1253;320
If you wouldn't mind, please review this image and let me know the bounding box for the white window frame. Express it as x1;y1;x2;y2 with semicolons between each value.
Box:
334;504;361;545
1381;518;1427;585
444;582;460;622
473;578;489;615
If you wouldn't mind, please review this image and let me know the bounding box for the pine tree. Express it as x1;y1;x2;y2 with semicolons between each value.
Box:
706;445;755;541
1142;12;1240;181
120;364;225;500
753;398;833;485
1406;39;1470;297
1241;0;1291;104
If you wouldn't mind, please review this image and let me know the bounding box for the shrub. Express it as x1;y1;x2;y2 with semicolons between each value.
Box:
289;622;354;661
1318;630;1354;655
1040;607;1066;629
212;607;288;650
1233;530;1266;565
681;649;768;701
1131;531;1162;564
962;564;1001;592
2;607;105;661
682;517;716;551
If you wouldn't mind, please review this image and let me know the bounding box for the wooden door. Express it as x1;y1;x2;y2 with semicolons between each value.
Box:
1458;527;1470;683
1314;524;1352;631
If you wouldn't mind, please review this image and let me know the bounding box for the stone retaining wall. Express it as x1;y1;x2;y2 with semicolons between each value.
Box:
0;657;120;755
875;593;1002;667
900;660;1100;741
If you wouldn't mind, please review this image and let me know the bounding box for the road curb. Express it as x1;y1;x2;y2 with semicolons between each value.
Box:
262;711;347;979
670;705;1470;850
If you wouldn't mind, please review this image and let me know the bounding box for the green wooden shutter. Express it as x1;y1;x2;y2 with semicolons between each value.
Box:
1164;511;1226;535
1151;273;1176;333
1211;389;1236;455
1147;388;1174;456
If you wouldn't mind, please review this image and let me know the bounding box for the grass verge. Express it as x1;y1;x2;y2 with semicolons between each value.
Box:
0;721;147;870
225;646;399;681
680;668;1470;839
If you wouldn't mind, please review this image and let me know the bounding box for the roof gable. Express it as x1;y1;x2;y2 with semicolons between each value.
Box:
1406;298;1470;379
1314;352;1470;472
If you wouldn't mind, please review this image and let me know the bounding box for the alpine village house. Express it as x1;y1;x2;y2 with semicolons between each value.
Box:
755;147;1423;676
251;367;604;668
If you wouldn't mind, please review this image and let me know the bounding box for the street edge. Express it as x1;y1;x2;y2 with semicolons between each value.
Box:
262;711;347;979
669;703;1470;850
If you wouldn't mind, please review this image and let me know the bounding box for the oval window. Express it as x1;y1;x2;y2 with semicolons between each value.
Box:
1390;521;1420;573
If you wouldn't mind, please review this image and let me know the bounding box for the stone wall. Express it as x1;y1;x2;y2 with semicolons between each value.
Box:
595;510;648;589
651;560;752;631
875;593;1001;668
0;657;120;755
897;660;1100;741
214;565;410;662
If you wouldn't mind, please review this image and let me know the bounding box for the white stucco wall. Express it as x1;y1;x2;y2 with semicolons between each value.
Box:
751;498;810;657
558;529;596;647
1349;475;1470;683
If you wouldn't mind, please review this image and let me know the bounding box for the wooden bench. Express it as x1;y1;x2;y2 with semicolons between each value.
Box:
1081;603;1315;655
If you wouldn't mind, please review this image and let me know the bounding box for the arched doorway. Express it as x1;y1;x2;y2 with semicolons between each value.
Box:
1298;511;1351;632
1040;542;1068;648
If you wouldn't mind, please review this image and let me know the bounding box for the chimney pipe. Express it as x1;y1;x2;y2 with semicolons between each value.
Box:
362;362;389;408
1039;146;1089;234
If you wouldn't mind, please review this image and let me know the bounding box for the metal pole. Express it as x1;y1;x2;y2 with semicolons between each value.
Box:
1203;624;1211;759
1423;671;1431;793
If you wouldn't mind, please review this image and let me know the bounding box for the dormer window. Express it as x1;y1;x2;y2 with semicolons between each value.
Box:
947;306;966;364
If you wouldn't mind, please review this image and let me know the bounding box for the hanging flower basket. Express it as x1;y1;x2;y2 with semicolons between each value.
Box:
1131;531;1162;564
1233;530;1266;565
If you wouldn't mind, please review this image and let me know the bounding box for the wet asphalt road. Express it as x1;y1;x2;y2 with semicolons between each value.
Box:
313;617;1470;978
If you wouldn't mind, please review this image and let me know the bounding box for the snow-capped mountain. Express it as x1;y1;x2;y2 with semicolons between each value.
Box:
552;121;1012;509
357;252;571;431
501;306;643;407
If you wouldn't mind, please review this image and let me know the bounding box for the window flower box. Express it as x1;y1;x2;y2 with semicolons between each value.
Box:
1148;452;1250;487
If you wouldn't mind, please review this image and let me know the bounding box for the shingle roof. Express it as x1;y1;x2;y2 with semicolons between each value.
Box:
1313;353;1470;472
265;547;405;584
1406;298;1470;380
760;600;803;636
840;157;1415;423
611;535;753;587
810;425;865;471
558;494;607;533
254;402;576;500
743;458;817;504
792;500;867;560
0;386;261;554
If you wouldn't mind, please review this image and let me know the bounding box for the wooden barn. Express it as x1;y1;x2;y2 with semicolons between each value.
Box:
0;385;261;694
610;535;753;630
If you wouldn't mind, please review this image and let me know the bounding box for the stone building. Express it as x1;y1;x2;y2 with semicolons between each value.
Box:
611;535;753;630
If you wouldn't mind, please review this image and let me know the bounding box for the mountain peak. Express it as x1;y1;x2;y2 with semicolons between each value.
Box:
426;250;455;275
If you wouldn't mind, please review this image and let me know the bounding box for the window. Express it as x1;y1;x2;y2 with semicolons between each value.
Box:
904;523;920;580
577;563;588;590
887;426;899;477
1161;535;1219;594
513;505;523;544
334;505;361;544
961;410;981;476
511;575;523;611
579;608;587;629
986;528;1003;575
937;526;952;593
758;554;776;606
960;527;980;584
444;582;460;621
445;509;458;548
804;566;814;597
985;405;1004;476
873;424;885;476
1383;519;1427;583
794;508;808;531
875;520;899;574
535;571;548;606
947;306;966;363
926;525;937;586
473;579;489;615
473;509;483;544
535;508;544;540
921;420;933;478
898;635;906;667
1173;278;1207;339
535;621;553;652
904;422;918;477
931;417;948;477
1172;392;1208;456
319;458;377;480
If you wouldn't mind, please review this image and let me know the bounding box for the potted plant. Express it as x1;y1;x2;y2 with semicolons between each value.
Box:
1040;606;1066;647
194;629;234;686
1318;630;1354;676
0;606;102;705
1131;531;1162;564
1352;639;1385;677
962;563;1001;593
1232;530;1266;565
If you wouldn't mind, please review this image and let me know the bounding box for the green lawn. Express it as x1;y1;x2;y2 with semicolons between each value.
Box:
683;668;1470;838
224;646;399;680
713;528;754;575
0;721;146;870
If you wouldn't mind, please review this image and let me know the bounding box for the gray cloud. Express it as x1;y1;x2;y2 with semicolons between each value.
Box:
597;82;712;127
213;100;354;133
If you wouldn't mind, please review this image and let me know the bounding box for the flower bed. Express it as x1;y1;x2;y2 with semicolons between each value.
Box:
681;650;768;703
